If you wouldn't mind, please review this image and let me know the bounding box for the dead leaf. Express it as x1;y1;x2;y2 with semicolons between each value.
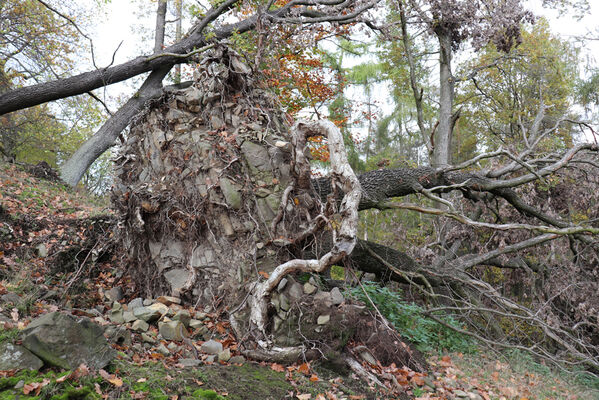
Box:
296;394;311;400
298;362;310;375
309;374;319;382
271;363;285;372
108;377;123;387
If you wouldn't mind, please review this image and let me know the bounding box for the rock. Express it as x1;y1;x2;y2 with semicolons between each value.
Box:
36;243;48;258
277;278;288;292
132;320;150;332
143;299;153;306
155;296;181;306
104;326;132;346
0;342;44;370
288;282;303;301
0;292;21;305
330;287;344;305
229;355;245;364
21;312;116;370
105;286;123;302
156;344;170;356
314;291;332;307
179;358;201;367
205;355;216;363
194;312;208;320
453;390;470;398
128;298;144;311
219;177;242;209
200;339;222;355
241;141;270;171
133;303;167;322
189;319;204;329
167;342;179;351
303;282;317;295
109;309;125;324
359;350;377;365
173;309;191;328
141;333;156;343
123;311;136;323
14;380;25;389
279;294;290;311
159;321;188;341
164;269;191;294
317;315;330;325
218;348;231;362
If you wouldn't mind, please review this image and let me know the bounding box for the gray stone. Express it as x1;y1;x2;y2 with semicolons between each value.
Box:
143;299;153;306
104;326;132;346
314;291;332;307
164;269;191;294
127;298;144;311
219;178;242;209
21;312;116;370
133;303;168;322
205;355;216;363
14;380;25;389
277;278;288;292
179;358;201;367
218;348;231;362
303;283;317;295
105;286;123;302
36;243;48;258
200;339;223;355
156;344;170;356
317;315;330;325
229;355;245;364
194;312;208;320
0;292;21;305
288;283;303;301
241;141;270;171
141;333;156;343
132;320;149;332
279;294;290;311
159;321;188;341
173;310;191;328
109;309;125;324
167;342;179;351
123;311;136;323
189;319;204;329
330;287;344;305
0;342;43;370
359;350;377;365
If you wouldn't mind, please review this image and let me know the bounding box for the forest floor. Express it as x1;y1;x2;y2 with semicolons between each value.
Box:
1;161;598;400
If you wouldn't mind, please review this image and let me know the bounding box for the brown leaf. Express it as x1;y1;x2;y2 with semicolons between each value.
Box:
297;362;310;375
296;394;311;400
271;363;285;372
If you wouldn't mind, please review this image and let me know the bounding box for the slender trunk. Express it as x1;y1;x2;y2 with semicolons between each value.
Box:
154;0;168;53
433;31;454;168
174;0;183;84
59;67;170;186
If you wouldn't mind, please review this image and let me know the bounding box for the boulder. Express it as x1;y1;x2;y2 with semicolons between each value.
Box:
21;312;116;370
200;339;222;355
0;342;43;370
159;321;188;341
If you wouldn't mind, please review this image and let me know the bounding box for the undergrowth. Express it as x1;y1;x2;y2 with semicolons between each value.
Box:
347;282;476;353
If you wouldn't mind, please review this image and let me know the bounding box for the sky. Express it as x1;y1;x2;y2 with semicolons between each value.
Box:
82;0;598;142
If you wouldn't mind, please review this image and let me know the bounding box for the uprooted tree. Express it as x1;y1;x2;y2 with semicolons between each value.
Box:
3;0;599;382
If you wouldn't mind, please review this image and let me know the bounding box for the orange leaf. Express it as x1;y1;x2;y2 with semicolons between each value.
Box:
309;374;319;382
271;363;285;372
411;375;425;386
297;362;310;375
258;271;270;278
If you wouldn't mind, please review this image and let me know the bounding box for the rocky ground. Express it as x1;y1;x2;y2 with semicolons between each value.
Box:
1;161;598;399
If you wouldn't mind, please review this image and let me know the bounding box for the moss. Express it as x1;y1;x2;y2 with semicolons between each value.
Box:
191;389;226;399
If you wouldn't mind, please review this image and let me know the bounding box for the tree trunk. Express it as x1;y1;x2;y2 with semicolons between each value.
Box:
60;67;170;186
432;31;454;168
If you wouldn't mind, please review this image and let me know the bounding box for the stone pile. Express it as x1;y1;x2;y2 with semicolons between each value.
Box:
97;290;241;366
